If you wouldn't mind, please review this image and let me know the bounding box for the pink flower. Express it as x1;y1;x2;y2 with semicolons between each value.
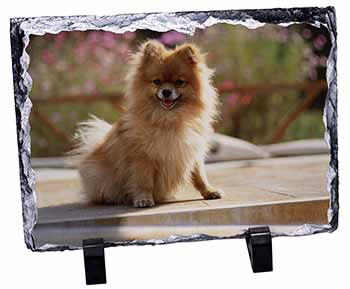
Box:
84;80;96;94
54;32;66;48
87;31;100;44
302;28;312;39
220;80;235;92
41;50;55;64
240;95;252;105
313;34;327;50
159;31;185;46
102;32;117;48
227;93;238;106
74;44;88;62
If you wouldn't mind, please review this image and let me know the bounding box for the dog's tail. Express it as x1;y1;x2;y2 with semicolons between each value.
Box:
68;114;112;161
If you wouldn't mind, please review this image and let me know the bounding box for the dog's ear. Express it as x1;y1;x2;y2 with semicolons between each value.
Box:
141;40;164;64
175;44;201;65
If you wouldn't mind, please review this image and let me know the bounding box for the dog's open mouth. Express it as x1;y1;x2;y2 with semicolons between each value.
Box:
157;95;181;110
160;98;177;109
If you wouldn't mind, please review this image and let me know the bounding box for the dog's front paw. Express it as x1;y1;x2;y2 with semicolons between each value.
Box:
202;189;223;200
133;197;155;208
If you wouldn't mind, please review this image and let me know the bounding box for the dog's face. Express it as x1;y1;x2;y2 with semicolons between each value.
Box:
128;41;212;123
141;42;202;111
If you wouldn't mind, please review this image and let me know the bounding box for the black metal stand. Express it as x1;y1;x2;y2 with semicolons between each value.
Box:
81;228;271;284
245;226;273;273
83;238;107;285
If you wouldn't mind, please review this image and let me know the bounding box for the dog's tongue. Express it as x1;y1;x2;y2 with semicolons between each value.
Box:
162;99;174;107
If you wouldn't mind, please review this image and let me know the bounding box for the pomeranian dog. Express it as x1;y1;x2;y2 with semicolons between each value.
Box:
73;40;222;208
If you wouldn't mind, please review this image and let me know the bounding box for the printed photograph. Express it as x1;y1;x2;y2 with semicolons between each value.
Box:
27;23;331;247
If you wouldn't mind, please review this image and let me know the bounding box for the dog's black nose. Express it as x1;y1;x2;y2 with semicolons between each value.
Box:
162;89;172;98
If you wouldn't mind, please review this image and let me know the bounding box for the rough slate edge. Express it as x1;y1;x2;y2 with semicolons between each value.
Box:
9;6;338;252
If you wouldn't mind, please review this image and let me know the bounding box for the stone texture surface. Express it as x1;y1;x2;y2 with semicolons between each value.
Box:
10;7;338;251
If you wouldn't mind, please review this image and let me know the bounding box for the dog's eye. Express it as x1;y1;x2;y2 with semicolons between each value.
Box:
175;79;185;87
152;79;162;85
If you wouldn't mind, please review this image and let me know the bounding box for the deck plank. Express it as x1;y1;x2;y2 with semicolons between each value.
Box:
32;155;330;248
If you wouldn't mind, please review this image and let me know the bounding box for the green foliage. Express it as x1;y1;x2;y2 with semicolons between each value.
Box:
283;110;325;141
30;102;119;157
191;24;323;144
195;24;308;85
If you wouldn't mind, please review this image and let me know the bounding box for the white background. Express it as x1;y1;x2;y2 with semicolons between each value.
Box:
1;0;349;288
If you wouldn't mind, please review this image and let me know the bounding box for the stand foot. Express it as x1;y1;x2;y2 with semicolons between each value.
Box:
83;238;107;285
245;226;273;273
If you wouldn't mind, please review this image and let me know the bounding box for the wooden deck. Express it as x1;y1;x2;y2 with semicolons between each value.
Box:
32;154;330;248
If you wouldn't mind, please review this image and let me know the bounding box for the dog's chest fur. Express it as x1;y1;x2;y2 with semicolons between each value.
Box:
135;122;208;199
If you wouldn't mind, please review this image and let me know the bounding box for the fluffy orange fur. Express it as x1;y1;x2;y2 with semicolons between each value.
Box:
75;40;222;207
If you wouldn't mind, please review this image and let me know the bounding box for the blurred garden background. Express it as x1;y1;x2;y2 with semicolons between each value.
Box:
27;23;330;157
